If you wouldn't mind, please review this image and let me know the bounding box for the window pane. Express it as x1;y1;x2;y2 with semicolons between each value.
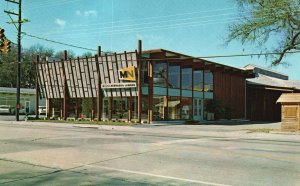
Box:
168;96;180;119
168;66;180;89
193;70;203;92
204;70;213;92
153;63;167;87
182;68;192;90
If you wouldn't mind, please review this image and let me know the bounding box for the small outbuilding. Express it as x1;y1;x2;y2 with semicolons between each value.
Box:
277;93;300;131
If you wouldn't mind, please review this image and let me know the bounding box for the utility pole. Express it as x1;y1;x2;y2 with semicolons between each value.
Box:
4;0;28;121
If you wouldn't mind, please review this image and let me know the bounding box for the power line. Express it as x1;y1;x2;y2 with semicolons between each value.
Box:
22;32;98;52
137;51;300;61
40;12;239;36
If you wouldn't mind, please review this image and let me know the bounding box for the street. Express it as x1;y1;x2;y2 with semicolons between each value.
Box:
0;121;299;186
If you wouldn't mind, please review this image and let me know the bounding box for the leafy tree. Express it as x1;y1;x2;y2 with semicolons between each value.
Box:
81;51;94;57
227;0;300;65
0;44;54;88
54;50;75;59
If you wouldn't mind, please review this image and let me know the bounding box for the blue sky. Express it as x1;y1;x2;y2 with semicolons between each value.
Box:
1;0;299;79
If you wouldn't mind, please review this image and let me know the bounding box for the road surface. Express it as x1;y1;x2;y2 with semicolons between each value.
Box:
0;121;299;185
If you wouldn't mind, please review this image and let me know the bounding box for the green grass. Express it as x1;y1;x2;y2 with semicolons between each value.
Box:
30;119;138;126
245;128;276;133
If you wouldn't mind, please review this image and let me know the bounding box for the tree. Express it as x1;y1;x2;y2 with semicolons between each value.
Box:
0;44;55;88
54;50;75;59
81;51;94;57
227;0;300;65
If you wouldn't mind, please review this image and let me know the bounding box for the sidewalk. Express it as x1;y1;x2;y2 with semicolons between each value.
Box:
1;120;299;143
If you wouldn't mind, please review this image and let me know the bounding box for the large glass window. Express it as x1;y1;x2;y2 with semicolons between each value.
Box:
112;98;128;120
182;68;192;90
141;61;149;85
168;65;180;89
153;62;167;87
193;70;203;92
204;70;213;92
141;96;148;120
153;95;167;120
181;97;192;120
168;96;180;119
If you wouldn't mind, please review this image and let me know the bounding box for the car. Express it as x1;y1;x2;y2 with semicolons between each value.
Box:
0;105;12;114
38;106;46;115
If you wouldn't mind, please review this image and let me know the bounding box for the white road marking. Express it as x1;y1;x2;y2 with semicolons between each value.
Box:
74;163;230;186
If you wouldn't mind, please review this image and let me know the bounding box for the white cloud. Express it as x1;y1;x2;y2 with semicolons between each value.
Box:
75;10;82;16
54;18;66;27
76;10;97;17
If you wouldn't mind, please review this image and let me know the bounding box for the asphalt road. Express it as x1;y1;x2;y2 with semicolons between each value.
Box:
0;121;299;186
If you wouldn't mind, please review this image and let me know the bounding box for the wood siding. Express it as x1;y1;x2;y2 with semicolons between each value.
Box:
214;71;246;119
281;105;299;130
246;86;300;121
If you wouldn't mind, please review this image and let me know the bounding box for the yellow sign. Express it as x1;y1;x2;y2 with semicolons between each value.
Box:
118;66;136;81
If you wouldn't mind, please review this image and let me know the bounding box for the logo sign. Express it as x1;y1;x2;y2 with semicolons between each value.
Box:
101;83;137;89
118;66;136;81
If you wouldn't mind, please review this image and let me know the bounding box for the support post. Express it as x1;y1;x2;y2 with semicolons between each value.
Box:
35;55;40;119
148;61;153;123
128;97;132;122
137;40;142;123
63;50;68;120
95;48;102;121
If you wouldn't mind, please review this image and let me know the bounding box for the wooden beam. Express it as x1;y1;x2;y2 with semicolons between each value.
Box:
63;50;68;120
148;60;153;123
35;55;40;119
95;54;102;121
137;40;142;123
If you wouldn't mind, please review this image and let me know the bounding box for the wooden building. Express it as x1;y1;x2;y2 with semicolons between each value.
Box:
277;93;300;131
36;42;255;123
244;64;300;121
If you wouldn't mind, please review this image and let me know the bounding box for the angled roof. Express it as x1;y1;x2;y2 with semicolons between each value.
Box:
243;64;288;80
277;93;300;103
247;73;300;90
143;49;255;77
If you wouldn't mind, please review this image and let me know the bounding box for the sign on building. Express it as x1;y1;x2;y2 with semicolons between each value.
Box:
118;66;136;81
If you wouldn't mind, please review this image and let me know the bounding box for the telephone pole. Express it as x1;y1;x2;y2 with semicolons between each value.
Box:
4;0;27;121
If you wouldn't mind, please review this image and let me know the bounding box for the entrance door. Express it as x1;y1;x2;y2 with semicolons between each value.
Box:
193;98;203;121
25;101;30;114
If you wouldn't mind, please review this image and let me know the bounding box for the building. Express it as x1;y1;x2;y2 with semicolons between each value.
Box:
277;93;300;130
0;87;44;114
244;64;300;121
37;43;255;123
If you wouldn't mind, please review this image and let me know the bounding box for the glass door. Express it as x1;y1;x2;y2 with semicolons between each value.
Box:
193;98;203;121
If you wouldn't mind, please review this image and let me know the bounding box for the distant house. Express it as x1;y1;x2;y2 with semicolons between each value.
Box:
0;87;45;114
243;64;300;121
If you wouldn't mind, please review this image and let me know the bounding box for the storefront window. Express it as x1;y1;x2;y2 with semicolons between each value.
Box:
182;68;192;90
153;95;167;120
193;70;203;92
168;96;180;120
112;98;128;119
204;70;213;92
141;61;149;85
142;96;148;120
181;97;192;120
168;65;180;89
153;62;167;87
102;97;111;119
